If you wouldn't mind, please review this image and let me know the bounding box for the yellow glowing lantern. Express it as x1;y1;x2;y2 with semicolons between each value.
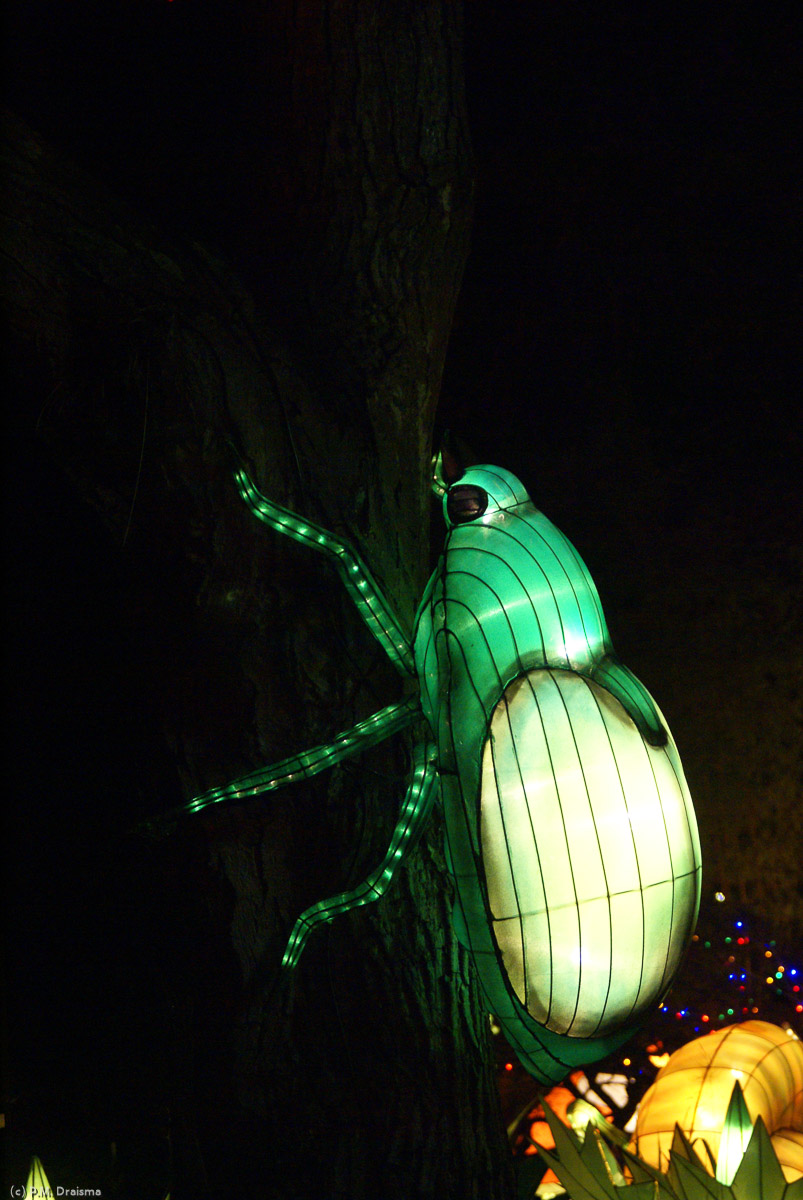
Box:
771;1128;803;1182
631;1020;803;1182
24;1156;53;1199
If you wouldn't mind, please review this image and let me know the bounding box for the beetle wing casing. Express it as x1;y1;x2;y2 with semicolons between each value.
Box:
481;668;700;1037
413;471;702;1082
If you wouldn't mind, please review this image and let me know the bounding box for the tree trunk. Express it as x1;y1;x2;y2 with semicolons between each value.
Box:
3;3;516;1197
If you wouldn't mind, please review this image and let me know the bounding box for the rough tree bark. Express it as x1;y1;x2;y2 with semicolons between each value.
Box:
3;4;516;1198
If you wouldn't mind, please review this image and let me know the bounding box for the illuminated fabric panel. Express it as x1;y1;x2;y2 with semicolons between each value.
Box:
24;1158;53;1199
632;1021;803;1173
771;1128;803;1182
443;509;611;678
480;668;698;1037
413;463;703;1082
415;481;616;748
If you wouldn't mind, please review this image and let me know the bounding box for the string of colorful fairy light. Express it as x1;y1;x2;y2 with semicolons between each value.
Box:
654;897;801;1034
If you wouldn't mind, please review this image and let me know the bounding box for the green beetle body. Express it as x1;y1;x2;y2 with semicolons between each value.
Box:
413;465;701;1083
167;459;701;1087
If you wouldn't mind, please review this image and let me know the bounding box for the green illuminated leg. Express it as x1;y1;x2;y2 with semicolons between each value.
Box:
150;695;421;826
235;468;415;676
282;742;439;969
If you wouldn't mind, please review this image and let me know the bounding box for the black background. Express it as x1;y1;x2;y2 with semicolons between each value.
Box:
4;2;801;1187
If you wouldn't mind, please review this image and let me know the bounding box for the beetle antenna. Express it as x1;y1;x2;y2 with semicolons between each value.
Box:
441;429;465;484
432;429;466;496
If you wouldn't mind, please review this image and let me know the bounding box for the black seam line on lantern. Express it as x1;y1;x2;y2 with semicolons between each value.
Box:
456;518;601;664
654;733;702;998
508;505;609;646
545;671;609;1036
437;608;520;865
635;712;680;1003
512;687;576;1032
449;524;578;660
584;674;645;1036
743;1036;799;1121
685;1024;781;1146
489;865;702;919
500;669;559;1022
730;1020;790;1107
438;538;510;958
487;691;530;1013
504;1020;563;1073
525;667;589;1034
710;1032;777;1132
435;597;509;766
438;618;501;863
436;542;481;958
468;467;523;505
460;514;665;749
590;657;668;748
411;588;438;726
595;661;650;718
439;570;532;679
465;935;568;1074
473;665;557;1029
583;672;696;1030
434;552;547;662
507;507;608;655
689;1022;739;1132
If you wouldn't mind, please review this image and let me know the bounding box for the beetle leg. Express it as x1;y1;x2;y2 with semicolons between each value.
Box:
145;695;421;828
282;741;439;970
235;468;415;676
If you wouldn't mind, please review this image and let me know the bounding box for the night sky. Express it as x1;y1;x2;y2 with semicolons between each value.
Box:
3;2;801;1188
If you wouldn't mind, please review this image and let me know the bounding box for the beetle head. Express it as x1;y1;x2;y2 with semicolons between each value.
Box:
442;465;532;528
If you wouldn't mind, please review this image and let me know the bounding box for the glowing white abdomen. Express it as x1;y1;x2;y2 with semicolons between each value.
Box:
480;668;700;1038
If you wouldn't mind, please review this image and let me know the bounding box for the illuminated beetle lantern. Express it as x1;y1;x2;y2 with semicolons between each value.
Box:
175;453;702;1084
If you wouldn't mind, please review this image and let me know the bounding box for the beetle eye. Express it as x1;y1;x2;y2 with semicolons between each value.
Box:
447;484;489;524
